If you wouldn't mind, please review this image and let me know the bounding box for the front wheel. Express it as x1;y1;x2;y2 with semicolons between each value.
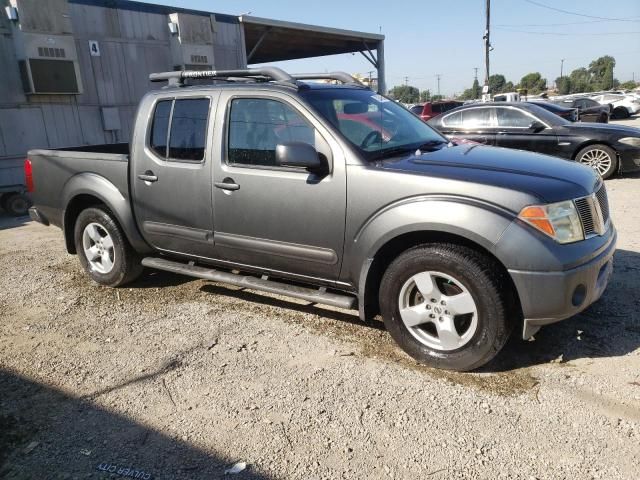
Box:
379;244;512;371
576;144;617;179
74;207;143;287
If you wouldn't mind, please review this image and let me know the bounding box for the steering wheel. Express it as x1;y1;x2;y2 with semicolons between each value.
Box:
360;130;383;149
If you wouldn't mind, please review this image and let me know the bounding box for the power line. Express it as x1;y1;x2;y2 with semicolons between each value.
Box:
496;19;639;27
494;26;640;36
523;0;640;22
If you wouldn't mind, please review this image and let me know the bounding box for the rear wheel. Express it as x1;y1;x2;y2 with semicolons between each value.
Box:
576;144;617;179
3;193;31;216
74;207;143;287
379;244;512;371
612;106;629;119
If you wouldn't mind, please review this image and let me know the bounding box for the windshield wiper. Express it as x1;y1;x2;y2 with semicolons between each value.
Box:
416;139;449;150
368;146;416;161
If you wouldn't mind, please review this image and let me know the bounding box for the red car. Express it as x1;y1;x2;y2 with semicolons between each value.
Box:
410;101;463;121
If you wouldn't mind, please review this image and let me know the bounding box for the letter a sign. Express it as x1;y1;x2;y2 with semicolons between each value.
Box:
89;40;100;57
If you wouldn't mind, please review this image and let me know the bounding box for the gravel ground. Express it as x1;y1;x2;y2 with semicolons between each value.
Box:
1;170;640;479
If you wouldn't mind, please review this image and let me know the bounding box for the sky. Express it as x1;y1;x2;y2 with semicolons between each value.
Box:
147;0;640;96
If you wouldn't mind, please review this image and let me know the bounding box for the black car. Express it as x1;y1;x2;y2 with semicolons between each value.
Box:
427;102;640;178
527;101;577;121
550;97;609;123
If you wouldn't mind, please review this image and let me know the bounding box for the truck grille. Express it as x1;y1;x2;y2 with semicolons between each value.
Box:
575;184;610;237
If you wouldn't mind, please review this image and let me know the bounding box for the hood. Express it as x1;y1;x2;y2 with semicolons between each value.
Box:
379;144;600;203
560;122;640;137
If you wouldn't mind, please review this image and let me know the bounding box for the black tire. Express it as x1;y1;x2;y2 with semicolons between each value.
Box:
379;243;512;371
612;106;629;119
575;144;618;180
74;206;143;287
4;193;31;216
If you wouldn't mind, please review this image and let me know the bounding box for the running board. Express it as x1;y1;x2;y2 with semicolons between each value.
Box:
141;257;356;310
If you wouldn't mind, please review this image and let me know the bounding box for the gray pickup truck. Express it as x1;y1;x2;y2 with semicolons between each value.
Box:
27;68;616;371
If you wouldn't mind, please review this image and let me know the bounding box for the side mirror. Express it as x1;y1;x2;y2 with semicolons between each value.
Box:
275;142;328;174
529;120;546;132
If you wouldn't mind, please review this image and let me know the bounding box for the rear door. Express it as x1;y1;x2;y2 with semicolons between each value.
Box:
576;99;597;122
210;91;346;280
132;93;217;258
494;106;558;156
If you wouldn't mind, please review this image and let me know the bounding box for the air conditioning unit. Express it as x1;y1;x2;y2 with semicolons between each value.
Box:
17;33;82;94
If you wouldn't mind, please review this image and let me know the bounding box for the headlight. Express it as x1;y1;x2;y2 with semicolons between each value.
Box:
619;137;640;147
518;200;584;244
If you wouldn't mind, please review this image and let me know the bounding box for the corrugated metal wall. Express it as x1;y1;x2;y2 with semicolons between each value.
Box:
0;0;246;176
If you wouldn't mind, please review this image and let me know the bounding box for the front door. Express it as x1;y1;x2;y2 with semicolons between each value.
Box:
132;94;217;258
494;106;558;156
210;92;346;281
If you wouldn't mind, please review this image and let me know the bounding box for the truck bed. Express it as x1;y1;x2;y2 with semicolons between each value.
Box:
27;143;131;229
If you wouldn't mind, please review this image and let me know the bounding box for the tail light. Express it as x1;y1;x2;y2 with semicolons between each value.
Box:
24;158;34;192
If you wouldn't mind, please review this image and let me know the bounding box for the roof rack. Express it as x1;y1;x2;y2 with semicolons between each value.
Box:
292;72;364;86
149;67;295;87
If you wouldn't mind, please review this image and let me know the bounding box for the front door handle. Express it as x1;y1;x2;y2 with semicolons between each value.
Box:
214;179;240;191
138;170;158;182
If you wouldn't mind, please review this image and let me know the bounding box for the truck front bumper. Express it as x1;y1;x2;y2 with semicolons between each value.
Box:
509;228;616;339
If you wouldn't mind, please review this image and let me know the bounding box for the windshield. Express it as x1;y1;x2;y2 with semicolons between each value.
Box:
300;88;448;160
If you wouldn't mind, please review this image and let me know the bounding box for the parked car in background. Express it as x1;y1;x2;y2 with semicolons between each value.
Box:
26;67;617;371
526;101;578;122
410;101;463;121
428;102;640;179
550;97;610;123
590;94;640;119
0;160;32;216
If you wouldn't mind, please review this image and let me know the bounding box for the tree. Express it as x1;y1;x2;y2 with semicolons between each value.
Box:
555;76;571;95
388;85;420;103
488;74;506;94
519;72;547;94
431;94;444;102
619;80;638;90
420;89;431;102
589;55;616;90
568;68;591;93
471;78;481;99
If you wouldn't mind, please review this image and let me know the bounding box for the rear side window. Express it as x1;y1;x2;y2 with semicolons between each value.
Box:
461;108;493;127
441;111;462;127
410;105;423;115
150;100;172;158
169;99;210;160
227;98;315;167
149;98;210;162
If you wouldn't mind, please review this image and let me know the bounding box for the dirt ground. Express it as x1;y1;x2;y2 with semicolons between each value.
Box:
1;170;639;479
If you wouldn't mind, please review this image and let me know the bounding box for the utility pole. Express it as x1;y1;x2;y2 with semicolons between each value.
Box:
473;67;479;98
560;59;565;79
436;74;442;96
482;0;491;101
404;76;409;86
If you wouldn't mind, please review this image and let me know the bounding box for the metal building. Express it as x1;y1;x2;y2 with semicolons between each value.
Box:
0;0;385;192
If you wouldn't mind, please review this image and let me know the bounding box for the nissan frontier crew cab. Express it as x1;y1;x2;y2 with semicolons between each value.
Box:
26;68;616;371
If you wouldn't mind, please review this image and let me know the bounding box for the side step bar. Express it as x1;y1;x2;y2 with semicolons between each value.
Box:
141;257;357;310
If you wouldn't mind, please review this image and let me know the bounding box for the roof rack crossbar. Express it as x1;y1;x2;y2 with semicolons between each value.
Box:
149;67;295;86
292;72;363;86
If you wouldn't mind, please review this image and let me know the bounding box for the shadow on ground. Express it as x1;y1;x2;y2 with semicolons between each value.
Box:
0;369;272;480
0;213;30;231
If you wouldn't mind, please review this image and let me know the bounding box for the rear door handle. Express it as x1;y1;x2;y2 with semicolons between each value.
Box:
214;180;240;191
138;170;158;182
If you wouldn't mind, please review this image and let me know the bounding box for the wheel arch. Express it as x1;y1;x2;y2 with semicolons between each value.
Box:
358;229;522;325
62;173;151;255
572;141;621;174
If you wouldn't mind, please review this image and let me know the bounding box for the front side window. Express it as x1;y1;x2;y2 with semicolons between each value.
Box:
227;98;315;167
496;108;531;127
149;97;210;161
442;111;462;127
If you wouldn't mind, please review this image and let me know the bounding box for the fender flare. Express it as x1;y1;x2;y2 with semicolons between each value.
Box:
346;197;516;321
61;173;151;254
